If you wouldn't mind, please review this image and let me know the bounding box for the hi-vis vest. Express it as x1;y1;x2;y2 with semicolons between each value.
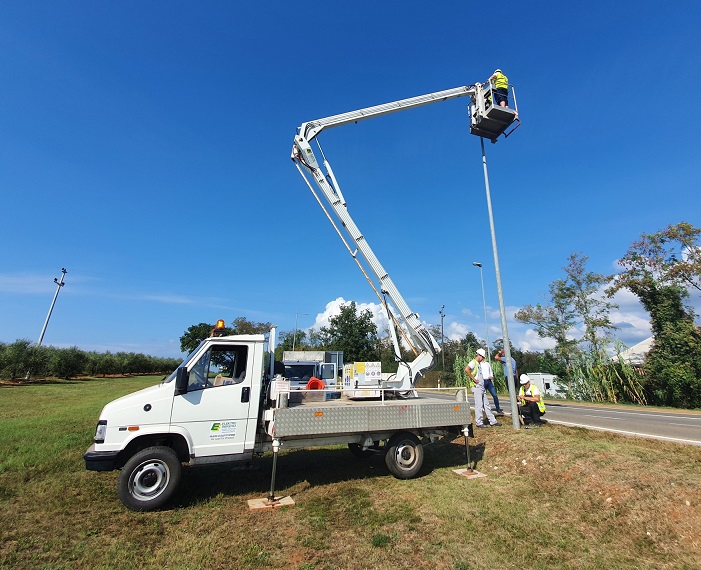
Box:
467;359;481;388
494;72;508;90
519;384;546;413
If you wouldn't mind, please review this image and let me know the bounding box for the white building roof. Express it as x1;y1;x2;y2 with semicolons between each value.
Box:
616;337;654;366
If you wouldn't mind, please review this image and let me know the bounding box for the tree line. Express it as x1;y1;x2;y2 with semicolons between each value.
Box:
0;339;181;381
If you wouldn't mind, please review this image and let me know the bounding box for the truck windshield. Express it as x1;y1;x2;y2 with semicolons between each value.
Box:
285;364;316;383
162;342;205;384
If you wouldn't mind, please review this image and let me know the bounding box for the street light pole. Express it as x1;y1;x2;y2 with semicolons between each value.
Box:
479;137;519;430
472;262;490;364
439;305;445;389
37;268;67;347
292;310;308;351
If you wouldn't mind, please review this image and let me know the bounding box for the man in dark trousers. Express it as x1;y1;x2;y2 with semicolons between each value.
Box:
517;374;547;426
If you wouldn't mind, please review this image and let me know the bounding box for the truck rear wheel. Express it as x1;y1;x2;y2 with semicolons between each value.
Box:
385;432;423;479
117;446;182;511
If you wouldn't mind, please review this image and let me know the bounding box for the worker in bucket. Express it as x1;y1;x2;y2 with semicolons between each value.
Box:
465;349;502;429
487;69;509;107
517;374;547;426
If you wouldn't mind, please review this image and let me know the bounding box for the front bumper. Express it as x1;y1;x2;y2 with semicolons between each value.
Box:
84;444;120;472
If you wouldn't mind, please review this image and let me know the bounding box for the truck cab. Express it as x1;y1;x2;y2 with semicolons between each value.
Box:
85;334;269;472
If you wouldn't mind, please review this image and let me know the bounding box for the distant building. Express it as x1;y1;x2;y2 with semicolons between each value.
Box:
615;337;653;366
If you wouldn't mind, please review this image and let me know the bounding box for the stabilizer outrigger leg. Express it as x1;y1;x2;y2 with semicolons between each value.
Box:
247;438;295;510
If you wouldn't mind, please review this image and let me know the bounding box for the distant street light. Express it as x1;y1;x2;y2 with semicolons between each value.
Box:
439;305;445;388
472;262;490;363
37;268;67;347
292;310;308;351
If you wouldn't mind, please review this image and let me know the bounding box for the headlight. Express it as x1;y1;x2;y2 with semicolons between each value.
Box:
94;420;107;443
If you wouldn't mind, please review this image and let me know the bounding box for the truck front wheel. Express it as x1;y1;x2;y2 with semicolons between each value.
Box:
385;432;423;479
117;446;182;511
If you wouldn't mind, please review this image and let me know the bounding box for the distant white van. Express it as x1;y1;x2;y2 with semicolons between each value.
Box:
524;372;565;398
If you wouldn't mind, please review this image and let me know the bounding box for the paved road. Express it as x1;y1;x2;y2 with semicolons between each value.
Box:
428;391;701;446
497;400;701;446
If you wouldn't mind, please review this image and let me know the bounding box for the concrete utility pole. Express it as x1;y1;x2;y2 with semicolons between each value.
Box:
37;268;67;347
479;139;519;430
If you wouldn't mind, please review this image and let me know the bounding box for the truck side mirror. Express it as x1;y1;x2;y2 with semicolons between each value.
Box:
175;367;189;395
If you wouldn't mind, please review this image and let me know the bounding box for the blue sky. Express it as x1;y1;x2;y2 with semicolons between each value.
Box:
1;1;700;358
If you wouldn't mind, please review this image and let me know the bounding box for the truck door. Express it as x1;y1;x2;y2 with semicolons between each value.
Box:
320;362;337;387
170;344;253;458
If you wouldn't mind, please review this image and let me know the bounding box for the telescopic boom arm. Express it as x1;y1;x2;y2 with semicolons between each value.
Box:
291;82;517;392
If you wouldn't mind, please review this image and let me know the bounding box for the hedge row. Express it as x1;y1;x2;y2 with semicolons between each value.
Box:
0;339;182;381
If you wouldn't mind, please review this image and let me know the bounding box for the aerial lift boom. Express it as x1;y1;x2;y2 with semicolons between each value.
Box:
292;81;518;393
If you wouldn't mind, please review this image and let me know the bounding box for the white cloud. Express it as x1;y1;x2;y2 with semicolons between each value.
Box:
517;329;556;352
309;297;389;332
446;321;470;340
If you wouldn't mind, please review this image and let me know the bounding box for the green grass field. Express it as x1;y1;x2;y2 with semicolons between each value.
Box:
1;376;700;569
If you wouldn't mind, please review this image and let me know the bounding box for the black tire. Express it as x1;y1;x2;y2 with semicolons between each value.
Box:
384;432;423;479
117;446;182;511
348;441;380;458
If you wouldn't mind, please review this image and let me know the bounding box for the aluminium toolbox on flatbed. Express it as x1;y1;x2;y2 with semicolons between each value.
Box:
268;394;471;438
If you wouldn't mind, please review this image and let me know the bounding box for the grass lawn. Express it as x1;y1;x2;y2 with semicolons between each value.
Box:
1;376;699;569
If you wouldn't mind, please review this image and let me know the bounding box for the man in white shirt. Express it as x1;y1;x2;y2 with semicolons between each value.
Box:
465;349;502;429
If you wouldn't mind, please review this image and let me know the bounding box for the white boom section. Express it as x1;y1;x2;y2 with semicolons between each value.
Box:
292;85;479;392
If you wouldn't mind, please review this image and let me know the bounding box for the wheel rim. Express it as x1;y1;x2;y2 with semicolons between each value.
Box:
129;459;170;501
395;441;417;469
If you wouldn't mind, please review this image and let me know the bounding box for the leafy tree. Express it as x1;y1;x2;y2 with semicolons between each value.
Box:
516;253;617;367
319;301;378;363
460;331;486;354
0;339;48;380
48;346;88;379
230;317;272;335
613;221;701;292
180;323;223;354
608;222;701;408
515;277;579;366
564;253;618;354
179;317;271;355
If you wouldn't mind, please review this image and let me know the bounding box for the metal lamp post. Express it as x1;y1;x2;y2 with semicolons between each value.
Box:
37;268;67;347
292;311;308;351
472;262;490;363
479;138;519;429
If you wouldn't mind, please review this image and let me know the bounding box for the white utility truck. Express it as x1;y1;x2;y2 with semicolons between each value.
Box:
282;350;343;388
84;80;518;511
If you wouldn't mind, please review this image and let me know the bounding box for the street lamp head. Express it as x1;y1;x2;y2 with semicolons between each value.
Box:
472;262;482;267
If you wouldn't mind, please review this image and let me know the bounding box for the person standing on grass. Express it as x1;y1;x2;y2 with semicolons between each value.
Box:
517;374;546;426
465;348;502;429
480;351;503;416
494;348;517;413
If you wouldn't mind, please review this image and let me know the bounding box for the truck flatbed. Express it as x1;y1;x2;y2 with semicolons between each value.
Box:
270;392;470;438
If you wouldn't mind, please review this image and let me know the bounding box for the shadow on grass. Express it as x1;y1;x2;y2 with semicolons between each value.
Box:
171;436;487;509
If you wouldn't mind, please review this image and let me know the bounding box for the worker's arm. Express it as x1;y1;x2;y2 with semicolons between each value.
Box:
464;364;479;383
521;391;540;403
